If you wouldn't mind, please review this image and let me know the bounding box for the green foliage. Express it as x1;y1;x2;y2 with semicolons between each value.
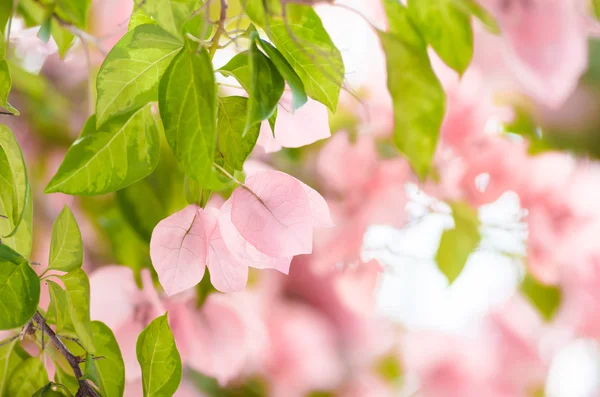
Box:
246;33;284;133
134;0;196;39
51;20;75;59
379;0;445;179
407;0;473;74
45;107;160;195
61;269;95;353
7;357;49;397
435;202;481;283
137;313;182;397
245;2;344;111
45;280;73;333
86;321;126;397
53;0;90;28
218;51;252;92
95;24;182;127
54;364;79;396
595;0;600;20
159;45;226;190
0;245;40;330
257;38;307;111
521;273;562;321
0;339;27;396
48;206;83;272
116;179;165;242
460;0;500;34
0;0;11;33
218;96;260;173
0;32;18;116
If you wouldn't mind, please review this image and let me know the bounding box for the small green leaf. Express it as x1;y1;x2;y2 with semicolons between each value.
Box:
461;0;500;34
435;202;480;283
217;96;260;173
45;106;160;195
51;21;75;59
54;0;90;28
32;382;52;397
46;280;73;333
54;364;79;396
116;179;165;242
0;338;27;395
256;4;344;111
218;51;251;92
62;269;95;353
0;246;40;330
379;1;445;178
86;321;125;397
48;206;83;272
246;37;284;133
407;0;473;74
7;357;49;397
159;46;226;190
137;313;182;397
257;39;307;111
521;273;561;321
95;24;182;126
135;0;196;38
37;17;52;44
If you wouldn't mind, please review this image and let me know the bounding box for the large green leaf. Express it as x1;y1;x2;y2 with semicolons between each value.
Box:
521;273;561;321
246;35;284;133
217;96;260;173
62;269;95;353
96;24;182;126
379;1;445;178
0;125;29;240
0;339;27;396
247;3;343;111
54;0;90;28
137;313;182;397
159;46;226;189
257;39;307;111
435;202;480;283
45;106;160;195
48;206;83;272
135;0;196;38
0;246;39;330
45;280;73;334
86;321;125;397
407;0;473;74
7;357;48;397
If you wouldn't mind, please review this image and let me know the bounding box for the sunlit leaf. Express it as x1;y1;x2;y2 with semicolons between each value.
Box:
137;313;182;397
51;21;75;59
116;179;166;242
218;51;251;92
48;206;83;272
7;357;48;397
217;96;260;173
54;0;90;28
45;280;73;334
0;338;27;395
96;24;182;126
0;245;39;330
62;269;95;353
135;0;196;38
45;107;160;195
86;321;125;397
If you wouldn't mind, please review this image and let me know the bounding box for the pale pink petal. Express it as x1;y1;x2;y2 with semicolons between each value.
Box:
181;294;248;385
218;199;292;274
257;94;330;153
89;266;138;330
231;171;313;257
203;208;249;292
149;205;208;296
299;181;334;229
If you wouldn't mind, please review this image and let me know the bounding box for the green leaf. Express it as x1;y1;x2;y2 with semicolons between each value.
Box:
257;39;307;111
0;32;18;116
159;46;226;190
37;17;52;43
128;7;156;30
32;382;52;397
246;36;284;133
407;0;473;74
137;313;182;397
460;0;500;34
116;179;165;242
7;357;49;397
0;187;32;260
257;4;344;111
54;364;79;396
217;96;260;173
218;51;251;92
51;21;75;59
378;2;445;178
0;338;27;396
135;0;196;38
62;269;95;353
0;246;39;330
0;0;11;34
95;24;182;126
45;106;160;195
435;202;480;283
54;0;90;28
521;273;561;321
86;321;125;397
48;206;83;272
595;0;600;20
45;280;73;333
0;125;30;239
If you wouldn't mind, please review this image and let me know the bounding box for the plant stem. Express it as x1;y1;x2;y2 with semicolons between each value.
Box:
32;312;100;397
209;0;228;58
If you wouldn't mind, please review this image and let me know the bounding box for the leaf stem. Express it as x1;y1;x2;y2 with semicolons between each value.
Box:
212;162;266;206
32;312;100;397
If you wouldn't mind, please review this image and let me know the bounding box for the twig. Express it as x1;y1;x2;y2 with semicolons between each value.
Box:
0;214;7;219
0;334;18;348
0;111;14;116
57;334;87;352
33;312;100;397
5;0;19;47
209;0;228;58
